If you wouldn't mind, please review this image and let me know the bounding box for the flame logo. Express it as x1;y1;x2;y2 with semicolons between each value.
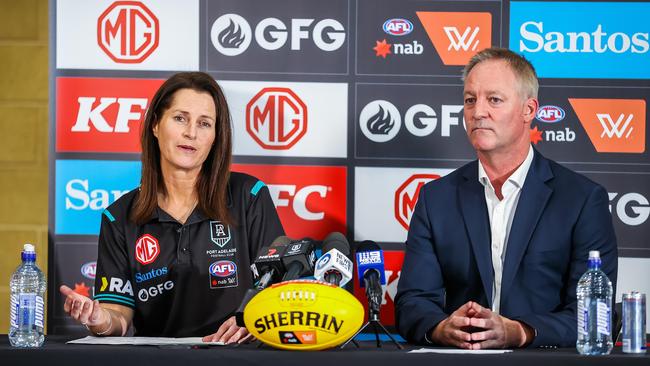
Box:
366;105;395;135
219;19;245;49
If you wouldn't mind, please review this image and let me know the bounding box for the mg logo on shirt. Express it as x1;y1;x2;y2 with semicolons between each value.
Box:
97;1;159;63
135;234;160;265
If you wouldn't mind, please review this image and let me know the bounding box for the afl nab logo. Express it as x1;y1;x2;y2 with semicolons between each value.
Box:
246;88;308;150
135;234;160;265
360;100;401;143
394;174;439;230
97;1;159;63
210;14;252;57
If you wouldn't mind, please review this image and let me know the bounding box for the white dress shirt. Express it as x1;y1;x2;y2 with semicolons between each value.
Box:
478;145;534;314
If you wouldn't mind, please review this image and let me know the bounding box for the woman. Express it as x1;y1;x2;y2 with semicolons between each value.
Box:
60;72;284;343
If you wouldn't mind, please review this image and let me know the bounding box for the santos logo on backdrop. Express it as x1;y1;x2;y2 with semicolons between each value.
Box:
355;167;453;243
56;0;198;70
232;164;347;240
55;160;141;235
56;77;163;153
220;80;347;158
510;1;650;79
206;0;348;73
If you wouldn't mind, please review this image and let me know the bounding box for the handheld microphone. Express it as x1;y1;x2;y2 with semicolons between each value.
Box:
314;232;353;287
355;241;386;317
237;236;291;326
280;238;316;281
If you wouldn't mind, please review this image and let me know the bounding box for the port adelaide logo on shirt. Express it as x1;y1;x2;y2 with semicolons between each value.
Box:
210;221;231;247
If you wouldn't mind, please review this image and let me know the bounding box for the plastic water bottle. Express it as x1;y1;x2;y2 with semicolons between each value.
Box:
576;250;613;355
9;244;46;347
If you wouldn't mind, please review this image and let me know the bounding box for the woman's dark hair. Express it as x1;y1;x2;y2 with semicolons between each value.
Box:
132;72;232;225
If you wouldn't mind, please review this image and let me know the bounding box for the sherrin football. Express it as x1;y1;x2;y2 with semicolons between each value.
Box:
243;280;364;350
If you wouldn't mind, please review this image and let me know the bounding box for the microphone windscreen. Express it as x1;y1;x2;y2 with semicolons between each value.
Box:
322;232;350;256
356;240;380;252
270;235;292;247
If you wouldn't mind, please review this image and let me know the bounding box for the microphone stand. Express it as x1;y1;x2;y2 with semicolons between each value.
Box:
340;288;403;349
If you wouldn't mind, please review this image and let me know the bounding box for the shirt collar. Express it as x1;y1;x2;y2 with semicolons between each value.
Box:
478;145;534;189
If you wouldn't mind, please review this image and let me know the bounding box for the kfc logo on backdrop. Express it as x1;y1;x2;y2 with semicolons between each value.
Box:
246;88;308;150
395;174;440;230
569;98;646;153
232;164;346;240
97;1;159;63
416;12;492;65
353;250;404;325
135;234;160;265
56;77;163;153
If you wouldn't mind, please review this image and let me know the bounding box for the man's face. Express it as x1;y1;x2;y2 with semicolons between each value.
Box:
462;59;536;155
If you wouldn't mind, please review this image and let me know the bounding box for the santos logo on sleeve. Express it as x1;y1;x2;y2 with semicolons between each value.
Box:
569;99;646;153
232;164;347;240
56;0;198;70
510;2;650;79
55;160;141;235
56;77;163;153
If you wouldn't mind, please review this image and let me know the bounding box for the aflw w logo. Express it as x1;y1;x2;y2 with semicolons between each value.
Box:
569;98;646;153
597;113;634;139
443;26;480;51
416;11;492;65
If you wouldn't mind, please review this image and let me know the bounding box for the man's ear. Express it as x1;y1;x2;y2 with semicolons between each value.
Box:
523;98;538;123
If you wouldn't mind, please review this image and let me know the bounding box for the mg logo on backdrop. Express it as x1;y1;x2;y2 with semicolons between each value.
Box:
394;174;440;230
135;234;160;265
246;88;308;150
416;12;492;65
569;99;646;153
232;164;346;240
97;1;159;63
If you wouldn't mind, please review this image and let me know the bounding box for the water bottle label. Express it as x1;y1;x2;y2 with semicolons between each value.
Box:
35;295;44;328
597;300;611;336
18;293;36;328
10;294;18;328
577;300;588;335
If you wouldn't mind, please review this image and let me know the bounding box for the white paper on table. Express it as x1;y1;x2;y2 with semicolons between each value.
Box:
409;348;513;354
67;336;224;346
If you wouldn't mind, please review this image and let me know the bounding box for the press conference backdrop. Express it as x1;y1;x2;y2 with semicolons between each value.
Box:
49;0;650;333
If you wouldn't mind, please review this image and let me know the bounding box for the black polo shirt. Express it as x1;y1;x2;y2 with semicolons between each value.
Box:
93;172;284;337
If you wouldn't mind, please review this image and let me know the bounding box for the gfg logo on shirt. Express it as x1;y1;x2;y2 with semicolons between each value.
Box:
56;160;141;235
510;2;650;78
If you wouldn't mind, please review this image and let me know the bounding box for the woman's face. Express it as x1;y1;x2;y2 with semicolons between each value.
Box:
153;88;217;174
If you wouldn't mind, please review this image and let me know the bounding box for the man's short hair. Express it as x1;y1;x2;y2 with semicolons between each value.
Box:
462;47;539;100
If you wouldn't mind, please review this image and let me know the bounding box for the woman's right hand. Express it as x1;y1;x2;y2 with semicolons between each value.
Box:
59;285;109;329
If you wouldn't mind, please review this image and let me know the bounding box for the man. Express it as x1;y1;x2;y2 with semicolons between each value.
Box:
395;47;617;349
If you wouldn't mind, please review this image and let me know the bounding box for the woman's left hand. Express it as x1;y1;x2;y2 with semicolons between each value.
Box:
202;316;256;344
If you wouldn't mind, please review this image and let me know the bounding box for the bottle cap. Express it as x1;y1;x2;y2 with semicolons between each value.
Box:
23;243;35;253
588;250;600;259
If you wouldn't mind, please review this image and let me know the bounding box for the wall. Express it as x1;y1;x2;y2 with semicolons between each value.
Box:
0;0;49;333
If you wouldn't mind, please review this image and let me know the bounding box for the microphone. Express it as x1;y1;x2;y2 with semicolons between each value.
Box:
314;232;353;287
280;238;317;281
355;241;386;317
250;236;291;290
236;236;291;326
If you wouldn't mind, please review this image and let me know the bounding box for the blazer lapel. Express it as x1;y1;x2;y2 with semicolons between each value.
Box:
500;150;553;300
459;163;493;304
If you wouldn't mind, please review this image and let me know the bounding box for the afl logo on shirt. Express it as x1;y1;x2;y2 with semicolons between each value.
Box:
135;234;160;265
210;221;232;248
209;260;238;289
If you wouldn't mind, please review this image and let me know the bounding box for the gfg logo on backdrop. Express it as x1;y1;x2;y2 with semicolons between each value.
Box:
56;77;163;153
211;13;345;56
206;0;348;73
97;1;159;63
246;88;308;150
56;160;141;235
232;164;347;240
510;2;650;78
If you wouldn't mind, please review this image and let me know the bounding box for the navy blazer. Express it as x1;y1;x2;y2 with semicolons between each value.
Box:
395;150;617;347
